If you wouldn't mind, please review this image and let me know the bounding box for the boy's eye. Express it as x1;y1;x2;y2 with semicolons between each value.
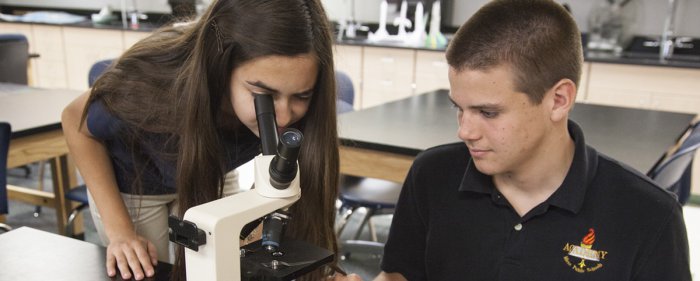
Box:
481;110;498;118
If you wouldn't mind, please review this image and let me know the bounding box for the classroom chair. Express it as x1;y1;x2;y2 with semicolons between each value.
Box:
647;120;700;205
1;122;12;233
334;71;403;258
64;59;114;238
0;34;30;85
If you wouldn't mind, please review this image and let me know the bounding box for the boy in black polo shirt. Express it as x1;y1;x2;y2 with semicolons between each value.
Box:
374;0;692;280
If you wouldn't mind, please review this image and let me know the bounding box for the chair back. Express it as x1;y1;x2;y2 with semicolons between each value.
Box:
0;122;11;215
88;59;114;87
648;121;700;205
335;71;355;114
0;34;29;85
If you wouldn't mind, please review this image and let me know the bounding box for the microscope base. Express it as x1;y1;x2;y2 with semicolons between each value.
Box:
241;238;334;281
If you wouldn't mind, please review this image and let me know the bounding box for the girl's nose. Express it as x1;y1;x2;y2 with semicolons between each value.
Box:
275;100;293;128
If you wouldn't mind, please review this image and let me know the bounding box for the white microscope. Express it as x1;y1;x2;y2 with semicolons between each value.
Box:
168;94;334;281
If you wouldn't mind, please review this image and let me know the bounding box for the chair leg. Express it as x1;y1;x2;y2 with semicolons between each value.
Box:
65;203;88;238
21;165;31;178
352;207;375;240
34;160;47;217
335;205;356;236
368;216;378;242
0;223;11;233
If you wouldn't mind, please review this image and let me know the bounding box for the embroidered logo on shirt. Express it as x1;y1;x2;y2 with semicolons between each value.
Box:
562;228;608;273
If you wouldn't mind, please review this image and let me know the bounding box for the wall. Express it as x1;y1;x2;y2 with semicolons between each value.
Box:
323;0;700;37
2;0;699;37
0;0;211;14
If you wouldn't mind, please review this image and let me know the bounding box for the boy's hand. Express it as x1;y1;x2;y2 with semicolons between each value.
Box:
328;273;363;281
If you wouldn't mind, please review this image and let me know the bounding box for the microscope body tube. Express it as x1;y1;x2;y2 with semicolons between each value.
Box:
254;94;278;155
240;94;279;239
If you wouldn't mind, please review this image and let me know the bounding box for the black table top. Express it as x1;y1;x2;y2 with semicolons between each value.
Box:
338;89;697;173
0;227;172;281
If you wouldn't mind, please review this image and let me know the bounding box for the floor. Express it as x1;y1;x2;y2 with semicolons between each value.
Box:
3;162;700;280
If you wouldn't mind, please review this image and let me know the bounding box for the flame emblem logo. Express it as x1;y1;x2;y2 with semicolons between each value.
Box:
562;228;608;273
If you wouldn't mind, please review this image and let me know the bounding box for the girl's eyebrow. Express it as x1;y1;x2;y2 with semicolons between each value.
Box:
246;80;314;96
246;80;278;93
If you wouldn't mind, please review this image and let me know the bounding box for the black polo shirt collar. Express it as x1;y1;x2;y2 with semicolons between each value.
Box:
458;120;599;215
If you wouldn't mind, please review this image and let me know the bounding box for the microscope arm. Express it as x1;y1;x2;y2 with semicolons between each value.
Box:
181;155;301;281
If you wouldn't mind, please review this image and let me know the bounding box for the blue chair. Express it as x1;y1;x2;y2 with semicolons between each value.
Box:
88;59;114;86
1;122;12;233
647;120;700;205
64;185;89;237
0;34;30;85
335;71;355;114
1;34;39;182
64;59;114;238
336;176;402;256
334;71;402;257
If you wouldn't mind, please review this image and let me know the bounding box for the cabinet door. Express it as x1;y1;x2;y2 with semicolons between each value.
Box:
650;93;700;114
361;47;415;109
577;62;590;102
0;22;34;45
334;45;363;110
63;27;125;90
587;63;700;112
414;50;450;95
31;25;67;89
0;23;38;85
587;88;652;109
123;31;150;50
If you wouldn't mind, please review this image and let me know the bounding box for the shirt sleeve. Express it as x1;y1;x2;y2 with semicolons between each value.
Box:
632;203;691;281
380;162;429;280
86;99;124;141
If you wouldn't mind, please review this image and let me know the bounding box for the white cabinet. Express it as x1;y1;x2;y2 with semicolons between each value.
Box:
414;50;450;95
62;27;124;90
31;25;67;89
1;23;153;90
361;47;416;108
333;45;363;110
123;31;150;50
587;63;700;114
0;23;151;90
577;62;590;102
0;22;34;47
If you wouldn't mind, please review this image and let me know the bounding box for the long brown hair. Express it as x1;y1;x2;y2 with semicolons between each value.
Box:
83;0;339;279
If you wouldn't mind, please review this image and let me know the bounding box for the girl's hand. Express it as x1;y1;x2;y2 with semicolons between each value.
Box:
105;232;158;280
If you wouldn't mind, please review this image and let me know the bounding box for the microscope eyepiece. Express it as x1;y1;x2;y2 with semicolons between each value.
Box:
269;128;303;190
281;129;302;146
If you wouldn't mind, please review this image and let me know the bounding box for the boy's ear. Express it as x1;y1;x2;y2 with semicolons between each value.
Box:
549;78;576;122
